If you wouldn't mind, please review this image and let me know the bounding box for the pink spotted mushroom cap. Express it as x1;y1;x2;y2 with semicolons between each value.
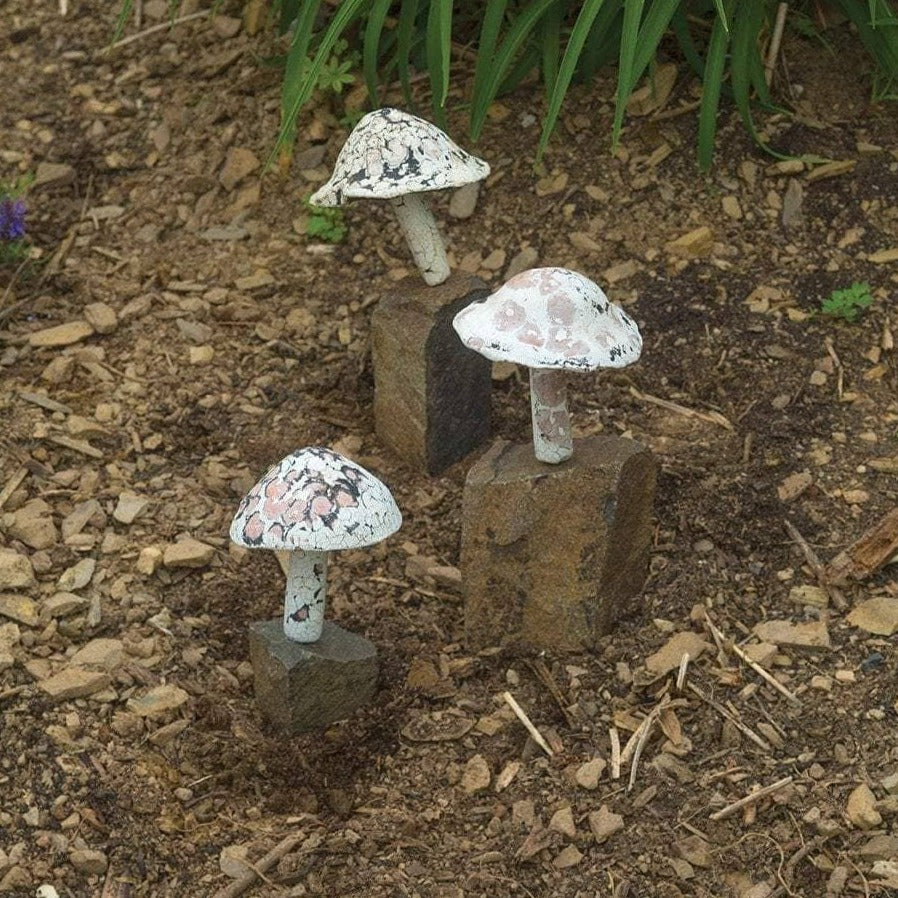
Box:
309;107;490;206
452;267;642;370
229;447;401;552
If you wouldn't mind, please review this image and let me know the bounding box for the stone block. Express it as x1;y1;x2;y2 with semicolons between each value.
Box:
371;273;491;475
461;436;656;651
249;619;378;734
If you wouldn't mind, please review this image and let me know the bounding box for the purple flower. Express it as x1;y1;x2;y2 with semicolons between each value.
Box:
0;198;26;241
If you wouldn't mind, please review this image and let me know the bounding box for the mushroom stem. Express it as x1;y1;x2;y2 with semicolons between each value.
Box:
389;193;450;286
283;550;328;642
529;368;573;464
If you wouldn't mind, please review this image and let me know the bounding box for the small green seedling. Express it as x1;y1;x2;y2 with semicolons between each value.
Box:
820;282;875;322
303;198;347;244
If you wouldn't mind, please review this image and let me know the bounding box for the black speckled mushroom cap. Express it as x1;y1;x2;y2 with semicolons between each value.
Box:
229;447;401;552
310;107;490;207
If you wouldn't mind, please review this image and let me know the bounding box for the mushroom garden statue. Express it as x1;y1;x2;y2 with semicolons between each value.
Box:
231;447;401;733
310;108;493;475
454;268;658;652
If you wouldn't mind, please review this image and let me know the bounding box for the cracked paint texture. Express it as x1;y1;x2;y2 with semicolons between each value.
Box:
310;107;490;206
453;267;642;371
230;447;402;552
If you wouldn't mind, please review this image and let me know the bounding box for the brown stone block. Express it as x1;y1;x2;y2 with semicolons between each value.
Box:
249;619;378;734
461;436;657;651
371;273;491;475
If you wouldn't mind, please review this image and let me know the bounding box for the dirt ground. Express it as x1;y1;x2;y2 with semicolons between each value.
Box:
2;3;898;897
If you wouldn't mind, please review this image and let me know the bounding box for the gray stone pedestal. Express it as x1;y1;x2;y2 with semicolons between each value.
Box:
249;619;378;734
371;273;491;475
461;436;657;652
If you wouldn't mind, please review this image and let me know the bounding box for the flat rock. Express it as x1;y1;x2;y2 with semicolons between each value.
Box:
553;844;583;868
113;492;149;525
6;500;58;549
847;597;898;636
858;835;898;860
646;631;711;676
846;783;882;830
0;548;35;590
753;619;831;649
57;558;96;591
127;684;190;716
69;638;124;671
33;161;76;187
574;757;606;790
249;619;378;734
588;805;624;843
163;538;214;568
0;594;39;626
38;667;111;701
462;754;491;794
665;226;714;258
449;181;480;219
28;321;95;348
505;246;539;279
219;147;260;190
83;302;118;335
69;848;108;876
43;592;89;617
548;806;577;839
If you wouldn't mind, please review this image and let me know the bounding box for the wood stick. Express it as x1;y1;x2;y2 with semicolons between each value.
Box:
704;614;801;705
503;692;553;757
629;386;734;431
627;713;658;793
526;659;577;728
0;466;28;512
765;3;789;86
211;833;304;898
609;727;621;780
675;654;690;693
826;507;898;585
709;776;794;821
102;10;210;51
687;683;771;751
783;519;847;610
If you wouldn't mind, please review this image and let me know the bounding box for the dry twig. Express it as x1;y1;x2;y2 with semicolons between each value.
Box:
503;691;553;757
704;613;801;705
102;10;210;51
629;386;734;431
526;659;577;728
783;519;847;610
211;833;304;898
687;683;771;751
609;727;621;780
709;776;794;821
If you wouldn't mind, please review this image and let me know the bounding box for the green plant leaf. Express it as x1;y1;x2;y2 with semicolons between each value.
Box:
577;0;624;83
395;0;421;106
472;0;509;110
471;0;559;139
537;0;608;159
363;0;393;104
540;0;565;97
276;0;367;165
427;0;453;122
611;0;645;149
697;4;732;170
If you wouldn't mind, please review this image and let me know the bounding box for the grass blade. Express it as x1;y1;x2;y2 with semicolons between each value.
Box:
276;0;367;165
540;0;565;97
538;0;608;159
426;0;453;121
471;0;558;139
363;0;393;104
697;8;731;170
631;0;684;86
396;0;421;106
611;0;645;149
473;1;509;108
577;0;623;83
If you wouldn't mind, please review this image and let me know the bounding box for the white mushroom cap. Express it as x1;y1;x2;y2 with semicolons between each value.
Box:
230;447;401;552
453;267;642;370
310;107;490;207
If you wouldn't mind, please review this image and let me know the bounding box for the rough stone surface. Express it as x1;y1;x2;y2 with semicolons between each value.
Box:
163;538;214;568
249;619;378;734
83;302;118;334
28;321;95;348
462;436;656;651
38;667;111;701
371;273;492;475
0;548;35;590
